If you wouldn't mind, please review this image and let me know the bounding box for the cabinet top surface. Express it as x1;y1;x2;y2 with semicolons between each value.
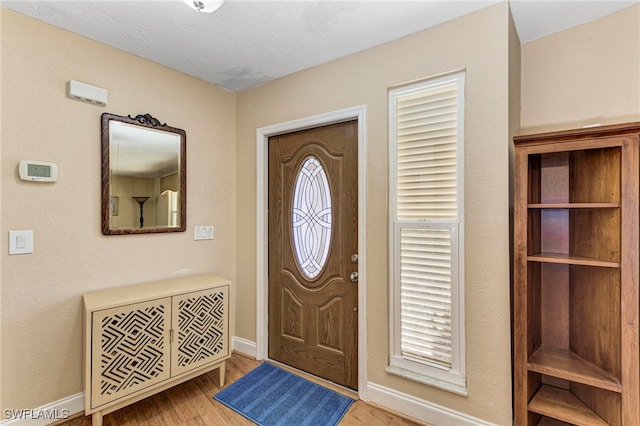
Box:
83;273;230;311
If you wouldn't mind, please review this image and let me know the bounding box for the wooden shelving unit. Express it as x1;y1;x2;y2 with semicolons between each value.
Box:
513;123;640;425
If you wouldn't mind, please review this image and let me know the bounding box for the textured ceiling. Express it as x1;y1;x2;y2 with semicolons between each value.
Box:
2;0;638;92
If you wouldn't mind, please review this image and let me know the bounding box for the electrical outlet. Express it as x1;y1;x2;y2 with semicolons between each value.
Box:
194;226;214;240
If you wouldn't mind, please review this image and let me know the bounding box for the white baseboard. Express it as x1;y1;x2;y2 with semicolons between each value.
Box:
231;337;497;425
232;336;257;358
366;382;497;426
1;393;84;426
1;335;255;426
3;337;495;426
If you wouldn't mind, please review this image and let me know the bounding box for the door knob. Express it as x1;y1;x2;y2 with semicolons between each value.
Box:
350;272;359;283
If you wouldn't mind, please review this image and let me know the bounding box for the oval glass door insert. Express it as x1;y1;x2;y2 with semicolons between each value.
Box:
292;156;332;279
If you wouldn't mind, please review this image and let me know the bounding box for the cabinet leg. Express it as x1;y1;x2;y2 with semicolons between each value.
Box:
219;361;226;387
92;411;103;426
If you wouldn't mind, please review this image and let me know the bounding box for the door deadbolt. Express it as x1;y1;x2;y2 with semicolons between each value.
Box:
351;254;358;264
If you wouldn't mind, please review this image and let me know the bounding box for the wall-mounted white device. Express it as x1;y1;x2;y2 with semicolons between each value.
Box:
68;80;108;106
19;160;58;182
9;230;33;255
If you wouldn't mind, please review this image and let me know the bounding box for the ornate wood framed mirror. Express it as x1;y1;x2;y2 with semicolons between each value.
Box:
101;113;186;235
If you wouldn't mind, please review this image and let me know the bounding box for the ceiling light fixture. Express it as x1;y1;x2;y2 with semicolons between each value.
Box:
182;0;224;13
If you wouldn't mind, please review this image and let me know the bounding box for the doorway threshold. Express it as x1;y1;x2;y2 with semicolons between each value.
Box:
266;358;359;400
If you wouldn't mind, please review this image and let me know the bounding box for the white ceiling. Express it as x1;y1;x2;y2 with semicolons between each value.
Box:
2;0;638;92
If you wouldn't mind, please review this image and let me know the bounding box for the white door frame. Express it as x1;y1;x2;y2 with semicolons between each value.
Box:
256;105;367;398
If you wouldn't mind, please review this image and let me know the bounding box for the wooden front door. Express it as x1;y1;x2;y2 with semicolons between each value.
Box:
268;120;358;390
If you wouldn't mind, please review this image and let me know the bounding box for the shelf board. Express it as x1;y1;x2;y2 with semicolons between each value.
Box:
527;252;620;268
528;385;609;426
537;417;571;426
528;347;621;393
528;203;620;209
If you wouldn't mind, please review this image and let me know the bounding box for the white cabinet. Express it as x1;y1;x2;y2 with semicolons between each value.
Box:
84;274;230;426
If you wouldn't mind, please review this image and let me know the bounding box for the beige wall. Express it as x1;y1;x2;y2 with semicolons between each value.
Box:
509;4;521;289
520;4;640;132
1;9;236;410
236;4;513;424
0;7;4;412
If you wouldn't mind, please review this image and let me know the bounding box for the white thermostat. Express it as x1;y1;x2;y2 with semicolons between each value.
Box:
19;160;58;182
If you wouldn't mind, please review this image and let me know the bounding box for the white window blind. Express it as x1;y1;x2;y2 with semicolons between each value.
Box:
396;84;458;221
400;227;453;367
388;72;465;394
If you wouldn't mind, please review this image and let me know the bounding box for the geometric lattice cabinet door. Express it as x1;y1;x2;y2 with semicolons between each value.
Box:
91;298;172;409
171;286;229;376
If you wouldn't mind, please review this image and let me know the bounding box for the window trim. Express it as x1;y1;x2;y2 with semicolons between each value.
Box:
387;71;466;395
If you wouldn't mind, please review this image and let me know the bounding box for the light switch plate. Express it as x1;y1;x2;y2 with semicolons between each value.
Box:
9;230;33;255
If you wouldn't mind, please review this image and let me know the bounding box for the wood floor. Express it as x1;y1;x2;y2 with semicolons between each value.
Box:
57;352;423;426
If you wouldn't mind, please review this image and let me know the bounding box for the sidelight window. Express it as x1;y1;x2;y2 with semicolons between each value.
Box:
388;71;466;394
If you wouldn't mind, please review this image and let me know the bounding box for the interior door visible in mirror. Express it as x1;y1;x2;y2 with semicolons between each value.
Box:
101;113;186;235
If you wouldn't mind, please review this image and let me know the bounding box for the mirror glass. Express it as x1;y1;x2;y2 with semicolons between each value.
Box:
102;113;186;235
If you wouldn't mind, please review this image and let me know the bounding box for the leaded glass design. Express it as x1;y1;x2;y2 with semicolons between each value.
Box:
292;156;332;279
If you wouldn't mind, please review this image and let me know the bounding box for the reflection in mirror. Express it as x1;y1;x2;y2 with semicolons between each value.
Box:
102;113;186;235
